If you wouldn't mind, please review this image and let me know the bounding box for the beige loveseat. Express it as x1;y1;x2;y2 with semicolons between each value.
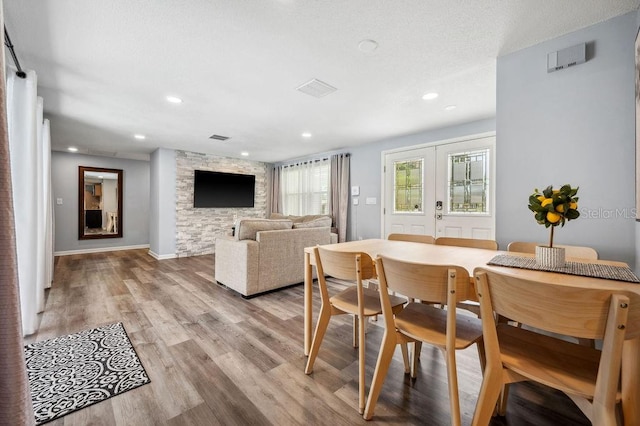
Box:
215;215;337;297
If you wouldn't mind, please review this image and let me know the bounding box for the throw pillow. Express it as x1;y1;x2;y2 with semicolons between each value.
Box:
236;219;293;241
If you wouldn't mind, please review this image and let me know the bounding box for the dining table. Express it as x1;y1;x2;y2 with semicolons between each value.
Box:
302;238;640;425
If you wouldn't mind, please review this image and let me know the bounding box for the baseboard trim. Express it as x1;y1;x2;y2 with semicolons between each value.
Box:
148;250;177;260
54;244;150;257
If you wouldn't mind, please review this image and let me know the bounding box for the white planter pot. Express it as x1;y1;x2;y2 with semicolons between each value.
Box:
535;246;566;268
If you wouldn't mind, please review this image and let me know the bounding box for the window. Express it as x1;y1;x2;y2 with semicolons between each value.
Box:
393;158;423;213
447;149;490;214
281;158;329;215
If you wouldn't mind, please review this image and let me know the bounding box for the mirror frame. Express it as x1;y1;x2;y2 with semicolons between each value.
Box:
78;166;123;240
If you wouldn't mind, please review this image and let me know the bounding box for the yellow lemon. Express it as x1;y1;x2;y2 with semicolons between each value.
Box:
569;202;578;210
556;204;565;213
537;195;545;202
541;198;553;208
546;211;561;223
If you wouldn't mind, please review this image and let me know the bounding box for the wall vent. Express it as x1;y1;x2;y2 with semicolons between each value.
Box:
209;134;230;141
296;78;337;98
88;149;117;157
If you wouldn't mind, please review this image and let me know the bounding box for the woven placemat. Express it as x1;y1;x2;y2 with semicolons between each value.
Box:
487;254;640;283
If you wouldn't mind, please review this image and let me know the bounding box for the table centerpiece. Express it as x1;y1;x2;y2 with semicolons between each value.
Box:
527;184;580;267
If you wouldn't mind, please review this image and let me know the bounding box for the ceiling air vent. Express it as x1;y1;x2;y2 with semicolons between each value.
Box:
209;134;230;141
296;78;337;98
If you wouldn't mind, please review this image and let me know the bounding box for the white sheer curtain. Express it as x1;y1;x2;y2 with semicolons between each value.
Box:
7;69;53;335
281;158;329;216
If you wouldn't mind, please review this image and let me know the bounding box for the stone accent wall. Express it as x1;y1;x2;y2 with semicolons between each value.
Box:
176;150;268;257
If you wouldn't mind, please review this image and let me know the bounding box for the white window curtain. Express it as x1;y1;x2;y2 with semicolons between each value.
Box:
1;12;37;422
281;158;329;216
7;68;53;336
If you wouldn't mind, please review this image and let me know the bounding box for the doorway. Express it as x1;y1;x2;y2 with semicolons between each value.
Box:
382;134;496;240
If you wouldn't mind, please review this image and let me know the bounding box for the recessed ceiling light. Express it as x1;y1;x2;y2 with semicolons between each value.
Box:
422;92;439;100
134;134;146;140
358;39;378;53
241;152;249;156
302;132;312;138
166;96;183;104
444;105;457;111
68;147;78;152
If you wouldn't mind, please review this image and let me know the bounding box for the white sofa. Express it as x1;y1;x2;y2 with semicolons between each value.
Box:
215;216;337;297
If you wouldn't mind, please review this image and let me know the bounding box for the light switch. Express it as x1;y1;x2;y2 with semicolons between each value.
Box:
353;197;359;205
365;197;377;205
56;198;63;205
351;186;360;196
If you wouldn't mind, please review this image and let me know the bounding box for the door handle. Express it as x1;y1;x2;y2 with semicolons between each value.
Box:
436;213;443;220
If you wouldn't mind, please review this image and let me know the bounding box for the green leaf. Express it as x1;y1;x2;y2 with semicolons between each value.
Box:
566;209;580;220
542;185;553;198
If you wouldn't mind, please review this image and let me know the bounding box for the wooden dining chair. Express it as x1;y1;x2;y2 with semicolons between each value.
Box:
305;247;408;414
388;233;436;244
507;241;598;259
363;255;483;425
472;267;639;426
435;237;498;250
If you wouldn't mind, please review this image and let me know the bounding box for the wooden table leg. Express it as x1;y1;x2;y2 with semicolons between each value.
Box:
304;251;312;356
622;337;640;426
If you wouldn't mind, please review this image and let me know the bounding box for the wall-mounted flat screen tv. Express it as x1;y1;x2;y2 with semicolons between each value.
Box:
193;170;255;208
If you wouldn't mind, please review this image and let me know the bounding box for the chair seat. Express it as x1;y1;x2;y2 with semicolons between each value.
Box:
496;324;620;401
331;286;405;316
395;303;483;349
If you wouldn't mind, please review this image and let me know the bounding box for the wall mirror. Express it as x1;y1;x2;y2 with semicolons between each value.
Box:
79;166;123;240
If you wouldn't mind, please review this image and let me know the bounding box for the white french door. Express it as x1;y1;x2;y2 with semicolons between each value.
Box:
383;147;437;237
383;135;496;240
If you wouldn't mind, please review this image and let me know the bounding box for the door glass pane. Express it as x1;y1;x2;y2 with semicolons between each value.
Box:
394;159;423;213
447;149;489;214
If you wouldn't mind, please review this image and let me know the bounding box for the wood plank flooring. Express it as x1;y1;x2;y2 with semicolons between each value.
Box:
26;249;591;425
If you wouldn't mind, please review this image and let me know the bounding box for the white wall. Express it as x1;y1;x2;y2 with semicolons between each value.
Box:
149;148;176;259
496;12;637;267
51;152;150;253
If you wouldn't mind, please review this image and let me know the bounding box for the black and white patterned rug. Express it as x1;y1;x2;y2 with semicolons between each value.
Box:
25;322;150;425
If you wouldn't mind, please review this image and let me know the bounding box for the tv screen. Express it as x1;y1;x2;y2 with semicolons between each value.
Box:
193;170;255;208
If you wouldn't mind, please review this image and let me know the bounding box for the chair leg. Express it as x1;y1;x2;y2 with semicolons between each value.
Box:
363;331;397;420
476;340;487;373
471;366;504;426
358;314;366;414
497;384;510;416
400;342;410;374
353;315;358;348
305;307;332;374
411;341;422;378
444;349;462;426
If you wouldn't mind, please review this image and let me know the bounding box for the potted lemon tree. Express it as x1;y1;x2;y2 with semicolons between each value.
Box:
527;184;580;267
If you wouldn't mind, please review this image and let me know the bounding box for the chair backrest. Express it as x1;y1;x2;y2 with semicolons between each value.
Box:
376;255;473;305
473;267;640;340
314;247;375;281
388;233;435;244
507;241;598;260
435;237;498;251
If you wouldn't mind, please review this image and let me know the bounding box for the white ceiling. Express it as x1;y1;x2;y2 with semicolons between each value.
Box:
4;1;639;163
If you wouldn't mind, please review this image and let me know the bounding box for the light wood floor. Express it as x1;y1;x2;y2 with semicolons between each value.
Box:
27;249;591;425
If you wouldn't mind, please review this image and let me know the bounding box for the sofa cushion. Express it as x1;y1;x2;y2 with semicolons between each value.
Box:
235;219;293;241
292;216;332;229
270;213;332;224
